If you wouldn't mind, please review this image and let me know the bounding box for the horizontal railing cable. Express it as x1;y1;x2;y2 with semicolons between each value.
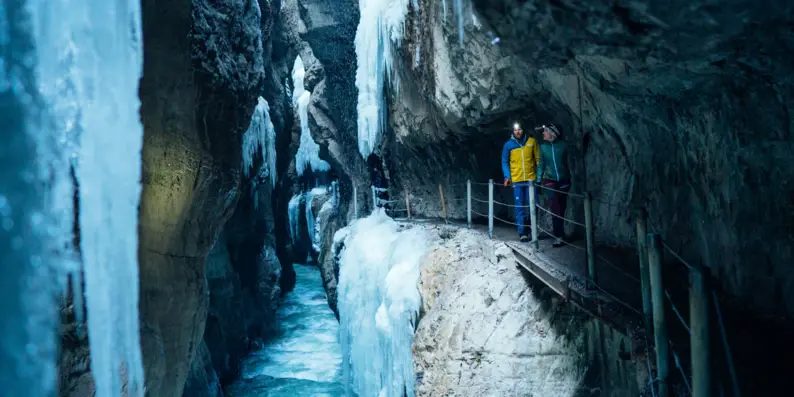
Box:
665;290;692;335
535;183;586;198
670;343;693;395
535;204;586;227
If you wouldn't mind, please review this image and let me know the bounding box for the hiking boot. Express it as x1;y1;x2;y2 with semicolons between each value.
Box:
519;234;530;243
552;238;563;247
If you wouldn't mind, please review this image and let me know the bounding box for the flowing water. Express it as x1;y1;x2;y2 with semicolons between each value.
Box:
228;264;343;397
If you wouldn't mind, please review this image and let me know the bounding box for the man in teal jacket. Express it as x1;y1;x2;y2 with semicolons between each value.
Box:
536;124;571;247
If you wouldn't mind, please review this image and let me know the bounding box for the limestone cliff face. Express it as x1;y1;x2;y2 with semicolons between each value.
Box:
411;224;640;397
382;0;794;319
136;0;266;396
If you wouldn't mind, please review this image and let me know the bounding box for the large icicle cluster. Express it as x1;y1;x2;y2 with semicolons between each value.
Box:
354;0;412;157
242;97;277;188
2;1;147;396
292;56;330;177
336;210;429;397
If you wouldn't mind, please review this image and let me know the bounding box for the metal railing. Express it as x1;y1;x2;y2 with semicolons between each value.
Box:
351;179;741;397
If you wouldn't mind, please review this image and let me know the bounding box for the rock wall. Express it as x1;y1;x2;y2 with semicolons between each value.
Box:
183;177;284;397
380;0;794;319
136;0;265;396
412;224;641;397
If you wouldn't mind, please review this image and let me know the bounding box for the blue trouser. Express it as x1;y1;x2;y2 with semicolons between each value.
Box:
513;182;535;236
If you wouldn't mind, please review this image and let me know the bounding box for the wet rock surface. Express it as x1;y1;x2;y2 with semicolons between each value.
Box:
382;0;794;318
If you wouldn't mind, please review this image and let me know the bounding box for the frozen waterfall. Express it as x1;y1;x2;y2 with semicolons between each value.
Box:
354;0;411;157
336;210;429;397
0;1;145;396
243;97;277;188
292;56;330;177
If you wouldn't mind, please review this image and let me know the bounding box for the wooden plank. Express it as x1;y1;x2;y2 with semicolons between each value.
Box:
510;245;636;335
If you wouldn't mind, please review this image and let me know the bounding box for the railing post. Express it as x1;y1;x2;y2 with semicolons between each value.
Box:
371;185;377;209
488;179;494;239
529;182;539;251
467;180;472;228
647;233;669;397
404;187;412;220
584;192;597;288
691;266;710;397
636;208;654;339
439;184;448;223
353;185;358;220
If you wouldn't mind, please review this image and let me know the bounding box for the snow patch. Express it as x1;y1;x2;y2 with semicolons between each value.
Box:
292;56;330;177
337;209;429;397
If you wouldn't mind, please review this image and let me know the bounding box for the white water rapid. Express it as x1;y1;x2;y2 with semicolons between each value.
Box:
228;264;344;397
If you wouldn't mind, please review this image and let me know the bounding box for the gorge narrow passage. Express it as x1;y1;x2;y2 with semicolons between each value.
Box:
228;264;343;397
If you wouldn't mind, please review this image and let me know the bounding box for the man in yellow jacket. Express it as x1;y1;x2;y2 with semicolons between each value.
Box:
501;122;540;242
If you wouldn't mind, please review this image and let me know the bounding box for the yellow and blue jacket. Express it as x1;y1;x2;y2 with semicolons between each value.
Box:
501;135;540;183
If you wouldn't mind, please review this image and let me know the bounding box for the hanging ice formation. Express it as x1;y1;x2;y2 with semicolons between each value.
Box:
292;56;330;177
288;193;303;243
242;97;277;188
0;1;146;396
336;210;429;397
354;0;412;157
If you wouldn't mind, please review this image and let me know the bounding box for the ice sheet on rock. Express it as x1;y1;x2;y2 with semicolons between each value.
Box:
354;0;411;157
304;187;328;253
315;182;339;256
242;97;277;188
336;209;429;397
292;56;330;177
289;193;303;243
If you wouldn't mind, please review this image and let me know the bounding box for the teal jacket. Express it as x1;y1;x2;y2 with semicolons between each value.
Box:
537;140;571;182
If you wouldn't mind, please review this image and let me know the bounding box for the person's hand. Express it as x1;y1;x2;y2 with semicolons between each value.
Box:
504;179;511;187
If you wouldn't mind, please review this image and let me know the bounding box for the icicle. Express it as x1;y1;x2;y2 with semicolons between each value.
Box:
455;0;464;43
292;57;330;177
337;210;429;397
354;0;411;157
242;97;277;188
442;0;448;21
288;193;303;243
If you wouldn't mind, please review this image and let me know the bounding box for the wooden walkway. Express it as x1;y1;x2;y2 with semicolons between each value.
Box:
398;217;647;336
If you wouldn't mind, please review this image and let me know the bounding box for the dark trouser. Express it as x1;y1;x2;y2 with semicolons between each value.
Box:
512;182;535;236
543;180;570;238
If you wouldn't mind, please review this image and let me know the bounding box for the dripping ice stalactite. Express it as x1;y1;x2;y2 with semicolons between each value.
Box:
0;0;146;396
354;0;412;157
292;56;330;177
336;210;429;397
242;97;277;188
288;193;303;243
455;0;464;42
73;0;147;395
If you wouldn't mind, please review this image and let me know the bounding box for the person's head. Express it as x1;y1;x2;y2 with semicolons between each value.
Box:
512;122;524;140
540;124;560;142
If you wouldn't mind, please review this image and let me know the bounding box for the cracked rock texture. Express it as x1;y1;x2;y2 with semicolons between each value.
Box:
412;224;640;397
